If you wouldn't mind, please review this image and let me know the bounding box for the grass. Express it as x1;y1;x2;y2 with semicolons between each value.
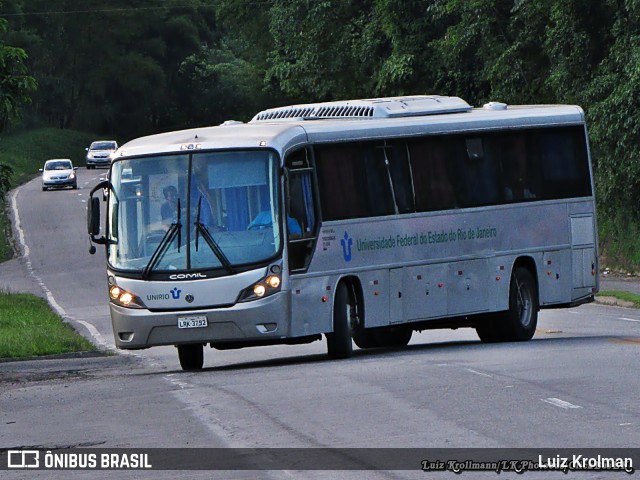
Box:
0;291;96;359
597;290;640;308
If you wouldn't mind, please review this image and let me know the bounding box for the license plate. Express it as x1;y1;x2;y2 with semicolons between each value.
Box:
178;316;208;329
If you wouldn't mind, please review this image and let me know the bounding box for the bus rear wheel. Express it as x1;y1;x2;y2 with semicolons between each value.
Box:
502;266;538;341
177;343;204;370
476;266;538;343
326;283;354;359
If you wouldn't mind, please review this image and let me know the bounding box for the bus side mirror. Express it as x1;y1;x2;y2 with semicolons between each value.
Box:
88;196;101;236
87;180;110;253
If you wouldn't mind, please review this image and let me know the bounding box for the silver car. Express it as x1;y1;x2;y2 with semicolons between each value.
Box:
40;159;78;190
85;140;118;169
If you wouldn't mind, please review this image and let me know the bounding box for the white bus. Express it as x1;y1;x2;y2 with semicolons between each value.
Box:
87;95;598;370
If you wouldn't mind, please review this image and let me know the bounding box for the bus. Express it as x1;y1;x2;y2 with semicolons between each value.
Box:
87;95;598;370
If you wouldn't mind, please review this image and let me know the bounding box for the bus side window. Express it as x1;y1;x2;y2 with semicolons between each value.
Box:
361;144;395;216
498;131;536;202
384;141;415;214
409;137;456;212
535;127;592;199
315;144;365;220
457;136;500;207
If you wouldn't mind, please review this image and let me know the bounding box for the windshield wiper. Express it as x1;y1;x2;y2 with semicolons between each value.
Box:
194;197;235;274
141;199;182;278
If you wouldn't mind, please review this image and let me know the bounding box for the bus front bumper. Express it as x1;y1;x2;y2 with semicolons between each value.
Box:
109;291;291;349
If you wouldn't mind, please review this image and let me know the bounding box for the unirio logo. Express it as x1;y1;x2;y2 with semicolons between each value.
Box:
340;231;353;262
146;288;182;301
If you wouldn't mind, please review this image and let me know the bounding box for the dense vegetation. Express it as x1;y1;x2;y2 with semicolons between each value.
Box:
2;0;640;269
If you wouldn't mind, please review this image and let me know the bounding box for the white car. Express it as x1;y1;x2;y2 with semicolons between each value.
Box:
40;159;78;190
85;140;118;169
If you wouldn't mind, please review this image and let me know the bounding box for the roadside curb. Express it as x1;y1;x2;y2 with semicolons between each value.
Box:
594;295;635;308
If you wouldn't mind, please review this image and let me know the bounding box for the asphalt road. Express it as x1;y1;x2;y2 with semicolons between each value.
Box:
1;168;639;479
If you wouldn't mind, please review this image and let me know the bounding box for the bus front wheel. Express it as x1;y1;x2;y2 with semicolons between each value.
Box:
326;283;354;359
177;343;204;370
373;326;412;348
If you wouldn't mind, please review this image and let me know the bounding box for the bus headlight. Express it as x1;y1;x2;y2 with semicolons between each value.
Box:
266;275;281;288
109;285;145;309
238;275;282;302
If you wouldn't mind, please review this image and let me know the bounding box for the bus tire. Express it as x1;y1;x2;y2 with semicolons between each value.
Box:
352;328;379;349
475;316;505;342
326;283;353;359
373;326;412;347
177;343;204;370
476;267;538;342
502;266;538;341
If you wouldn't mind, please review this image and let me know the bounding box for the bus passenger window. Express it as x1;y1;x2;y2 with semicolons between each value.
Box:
315;144;363;220
501;132;535;202
409;138;456;212
536;128;592;199
457;137;500;207
361;145;395;217
384;142;415;214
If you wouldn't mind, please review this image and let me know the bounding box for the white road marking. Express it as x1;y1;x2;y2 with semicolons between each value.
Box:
542;398;582;409
76;320;111;350
466;368;493;378
619;317;640;323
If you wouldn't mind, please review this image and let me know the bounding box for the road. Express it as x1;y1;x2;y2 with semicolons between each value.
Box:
1;168;639;479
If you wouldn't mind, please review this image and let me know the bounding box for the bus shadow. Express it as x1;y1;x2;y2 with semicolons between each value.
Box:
153;334;618;375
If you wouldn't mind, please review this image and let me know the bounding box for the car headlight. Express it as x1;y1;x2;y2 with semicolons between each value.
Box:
238;274;282;302
70;172;76;179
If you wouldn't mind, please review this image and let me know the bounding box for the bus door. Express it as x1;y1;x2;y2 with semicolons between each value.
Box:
285;148;318;273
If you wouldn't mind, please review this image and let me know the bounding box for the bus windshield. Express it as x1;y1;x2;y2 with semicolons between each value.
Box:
107;150;281;273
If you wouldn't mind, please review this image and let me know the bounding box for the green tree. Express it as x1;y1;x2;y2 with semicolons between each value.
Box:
266;0;384;100
0;14;37;132
544;0;613;105
428;0;514;104
586;0;640;218
2;0;218;136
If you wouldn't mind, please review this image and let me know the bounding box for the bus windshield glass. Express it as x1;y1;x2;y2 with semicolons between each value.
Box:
107;150;281;273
